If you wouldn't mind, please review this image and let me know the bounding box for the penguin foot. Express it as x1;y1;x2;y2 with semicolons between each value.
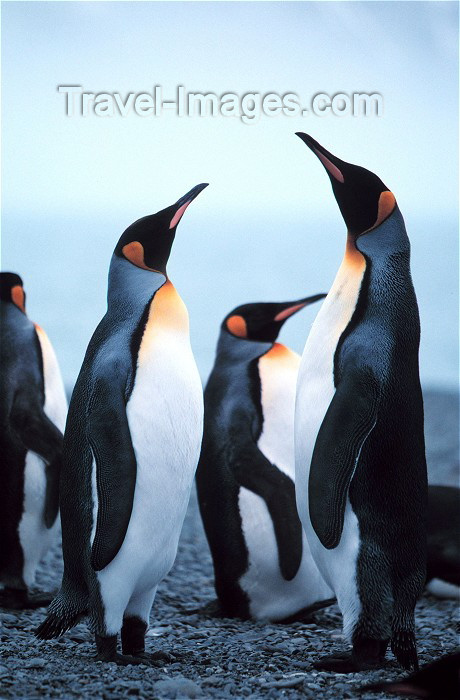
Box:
313;653;385;673
128;650;174;665
96;652;151;666
314;639;387;673
391;629;418;671
97;633;173;667
95;634;151;666
0;588;53;610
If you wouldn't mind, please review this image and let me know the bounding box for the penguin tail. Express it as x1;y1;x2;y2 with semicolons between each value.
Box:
35;585;88;639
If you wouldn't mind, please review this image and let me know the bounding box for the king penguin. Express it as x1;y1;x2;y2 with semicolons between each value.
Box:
0;272;67;608
294;134;427;672
196;295;334;621
36;184;208;665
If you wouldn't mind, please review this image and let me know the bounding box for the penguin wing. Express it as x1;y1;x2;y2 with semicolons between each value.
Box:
88;374;137;572
231;426;303;581
10;394;64;528
308;371;379;549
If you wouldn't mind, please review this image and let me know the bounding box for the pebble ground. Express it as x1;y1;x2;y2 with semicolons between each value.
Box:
1;389;458;699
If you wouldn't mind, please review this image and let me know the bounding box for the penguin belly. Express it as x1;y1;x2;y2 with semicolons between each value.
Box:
94;284;203;634
238;344;332;621
18;326;67;587
295;254;365;640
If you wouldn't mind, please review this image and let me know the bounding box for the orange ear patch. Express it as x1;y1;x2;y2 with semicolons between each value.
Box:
373;190;396;229
122;241;156;271
11;285;25;312
226;315;247;338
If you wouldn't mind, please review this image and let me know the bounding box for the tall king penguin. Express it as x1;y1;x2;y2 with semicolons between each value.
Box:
196;296;334;621
36;184;208;665
294;134;427;672
0;272;67;608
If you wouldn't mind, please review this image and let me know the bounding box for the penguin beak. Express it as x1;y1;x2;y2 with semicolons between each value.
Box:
295;133;345;184
274;293;326;322
169;183;209;229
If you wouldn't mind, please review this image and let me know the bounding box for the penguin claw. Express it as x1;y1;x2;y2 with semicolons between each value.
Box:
96;652;151;667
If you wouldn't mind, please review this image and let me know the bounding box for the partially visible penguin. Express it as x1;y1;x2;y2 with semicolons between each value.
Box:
36;184;208;664
425;484;460;598
0;272;67;608
196;296;335;621
294;134;427;672
361;652;460;700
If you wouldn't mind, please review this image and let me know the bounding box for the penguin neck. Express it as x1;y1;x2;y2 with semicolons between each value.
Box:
355;207;412;298
355;207;416;320
215;331;273;365
106;254;167;323
355;207;410;264
1;299;29;323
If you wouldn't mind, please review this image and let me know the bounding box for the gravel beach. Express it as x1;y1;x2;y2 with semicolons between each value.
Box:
1;389;458;700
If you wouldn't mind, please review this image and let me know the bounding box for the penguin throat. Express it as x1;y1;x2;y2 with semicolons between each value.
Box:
107;254;166;318
216;332;272;364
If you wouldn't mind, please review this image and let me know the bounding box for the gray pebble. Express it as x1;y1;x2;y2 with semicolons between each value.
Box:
153;677;201;698
2;394;458;700
23;658;47;669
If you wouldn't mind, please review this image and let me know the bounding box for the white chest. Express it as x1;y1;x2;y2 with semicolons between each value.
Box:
257;343;300;478
295;248;366;524
96;283;203;608
127;281;204;495
18;326;66;585
34;324;68;432
294;246;366;637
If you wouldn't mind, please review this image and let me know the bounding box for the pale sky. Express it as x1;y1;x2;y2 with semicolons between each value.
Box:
2;2;458;388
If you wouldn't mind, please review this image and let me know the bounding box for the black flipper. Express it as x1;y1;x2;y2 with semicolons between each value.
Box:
88;376;137;571
231;432;303;581
10;395;64;528
308;371;379;549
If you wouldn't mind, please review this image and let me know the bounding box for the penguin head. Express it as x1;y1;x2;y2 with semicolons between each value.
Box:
223;294;326;343
0;272;26;312
296;133;396;237
114;183;208;274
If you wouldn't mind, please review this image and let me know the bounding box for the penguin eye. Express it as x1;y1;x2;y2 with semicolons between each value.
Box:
122;242;156;271
226;315;248;338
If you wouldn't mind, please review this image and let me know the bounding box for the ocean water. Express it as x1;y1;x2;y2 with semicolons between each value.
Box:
2;208;458;393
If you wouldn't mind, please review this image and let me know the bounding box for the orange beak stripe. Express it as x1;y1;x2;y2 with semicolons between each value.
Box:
274;303;306;322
